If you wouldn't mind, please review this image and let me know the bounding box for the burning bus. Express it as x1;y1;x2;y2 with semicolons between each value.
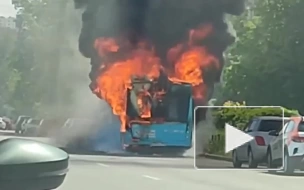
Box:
73;0;246;154
122;76;194;154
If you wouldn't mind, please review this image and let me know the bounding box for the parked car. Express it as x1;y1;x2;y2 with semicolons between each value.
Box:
232;116;290;168
14;115;31;134
57;118;96;149
0;117;7;130
22;118;44;136
2;117;13;130
37;118;67;137
267;116;304;174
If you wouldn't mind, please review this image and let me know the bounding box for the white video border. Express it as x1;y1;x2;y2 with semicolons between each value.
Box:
193;105;285;171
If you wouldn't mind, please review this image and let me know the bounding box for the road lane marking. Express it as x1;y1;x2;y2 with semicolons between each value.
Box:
97;163;110;167
142;175;161;180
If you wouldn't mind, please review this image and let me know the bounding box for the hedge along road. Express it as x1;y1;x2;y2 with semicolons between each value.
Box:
205;104;300;162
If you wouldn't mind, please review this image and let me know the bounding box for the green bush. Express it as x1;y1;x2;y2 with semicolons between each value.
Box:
206;130;225;154
212;103;299;130
206;101;300;155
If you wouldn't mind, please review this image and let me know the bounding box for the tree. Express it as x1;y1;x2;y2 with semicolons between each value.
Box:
5;0;79;117
221;0;304;112
0;27;20;115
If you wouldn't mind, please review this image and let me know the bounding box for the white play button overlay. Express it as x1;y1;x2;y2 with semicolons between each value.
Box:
225;123;254;153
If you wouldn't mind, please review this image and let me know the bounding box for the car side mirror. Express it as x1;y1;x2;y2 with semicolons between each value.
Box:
0;138;69;190
268;130;278;136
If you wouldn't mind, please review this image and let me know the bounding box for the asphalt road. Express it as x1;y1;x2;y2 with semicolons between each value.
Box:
58;155;304;190
1;132;304;190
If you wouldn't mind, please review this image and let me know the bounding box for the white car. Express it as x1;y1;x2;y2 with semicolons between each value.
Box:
0;117;6;130
267;117;304;174
15;115;31;134
232;116;289;168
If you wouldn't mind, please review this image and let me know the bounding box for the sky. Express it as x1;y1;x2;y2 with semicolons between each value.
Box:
0;0;17;17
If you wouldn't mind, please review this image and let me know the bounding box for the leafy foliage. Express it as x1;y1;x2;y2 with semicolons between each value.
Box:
221;0;304;112
212;101;299;130
207;101;299;154
0;0;77;118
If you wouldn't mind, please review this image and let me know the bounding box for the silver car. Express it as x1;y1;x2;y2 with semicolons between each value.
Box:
232;116;289;168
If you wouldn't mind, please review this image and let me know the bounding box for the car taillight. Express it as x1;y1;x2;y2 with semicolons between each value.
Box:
291;136;304;143
255;136;266;146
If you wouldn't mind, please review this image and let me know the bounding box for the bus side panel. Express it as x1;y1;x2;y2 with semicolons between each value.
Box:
123;122;192;148
123;95;194;149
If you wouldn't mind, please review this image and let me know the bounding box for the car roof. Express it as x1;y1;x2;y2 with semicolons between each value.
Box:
18;115;31;117
29;118;42;121
18;116;31;119
289;116;304;121
254;116;290;120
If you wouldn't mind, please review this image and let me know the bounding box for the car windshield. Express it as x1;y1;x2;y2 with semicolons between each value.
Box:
16;117;31;126
258;120;284;132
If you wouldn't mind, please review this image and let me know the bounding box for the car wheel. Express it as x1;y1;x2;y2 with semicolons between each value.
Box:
232;150;242;168
248;149;258;168
267;149;275;168
283;151;294;175
266;149;277;173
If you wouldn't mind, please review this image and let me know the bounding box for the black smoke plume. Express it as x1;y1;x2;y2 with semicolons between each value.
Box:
73;0;246;95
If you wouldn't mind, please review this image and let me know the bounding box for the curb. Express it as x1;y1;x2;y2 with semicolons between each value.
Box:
198;153;232;162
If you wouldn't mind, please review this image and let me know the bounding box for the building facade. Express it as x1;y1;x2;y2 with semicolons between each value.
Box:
0;16;16;29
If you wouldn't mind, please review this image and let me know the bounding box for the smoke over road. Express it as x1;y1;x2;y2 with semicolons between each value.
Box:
72;0;245;153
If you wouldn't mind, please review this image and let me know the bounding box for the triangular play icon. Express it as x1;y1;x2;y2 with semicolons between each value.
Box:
225;123;254;153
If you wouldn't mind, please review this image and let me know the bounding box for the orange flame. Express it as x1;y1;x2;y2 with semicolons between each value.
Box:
168;23;219;104
92;23;220;132
93;38;161;132
137;89;152;118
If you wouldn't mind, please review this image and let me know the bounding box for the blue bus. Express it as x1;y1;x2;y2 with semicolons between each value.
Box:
121;77;194;155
